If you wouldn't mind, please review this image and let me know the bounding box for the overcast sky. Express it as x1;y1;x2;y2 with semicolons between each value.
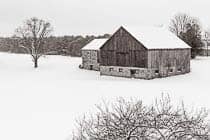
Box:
0;0;210;36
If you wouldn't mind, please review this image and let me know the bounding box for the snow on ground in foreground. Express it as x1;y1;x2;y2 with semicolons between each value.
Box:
0;52;209;140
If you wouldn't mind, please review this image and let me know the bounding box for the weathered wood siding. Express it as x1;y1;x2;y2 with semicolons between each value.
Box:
100;27;148;68
148;49;191;76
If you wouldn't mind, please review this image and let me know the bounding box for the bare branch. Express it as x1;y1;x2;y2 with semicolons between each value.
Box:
15;17;53;68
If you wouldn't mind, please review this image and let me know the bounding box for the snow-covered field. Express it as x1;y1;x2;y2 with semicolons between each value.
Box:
0;52;209;140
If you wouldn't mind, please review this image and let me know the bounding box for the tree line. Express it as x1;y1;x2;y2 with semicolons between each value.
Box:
0;34;110;68
0;17;110;68
0;35;110;56
0;13;207;68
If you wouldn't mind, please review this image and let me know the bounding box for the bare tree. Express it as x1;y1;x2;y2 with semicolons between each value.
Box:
73;98;150;140
72;116;89;140
15;17;53;68
147;94;209;140
73;95;210;140
169;13;196;37
169;13;203;58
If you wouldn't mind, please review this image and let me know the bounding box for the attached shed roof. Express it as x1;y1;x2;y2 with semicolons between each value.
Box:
123;26;191;49
82;39;108;50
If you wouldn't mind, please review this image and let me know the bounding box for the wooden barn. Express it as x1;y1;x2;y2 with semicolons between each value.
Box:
81;39;108;71
99;26;191;79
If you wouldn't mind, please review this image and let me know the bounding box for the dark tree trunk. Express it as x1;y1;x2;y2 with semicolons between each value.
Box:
34;58;38;68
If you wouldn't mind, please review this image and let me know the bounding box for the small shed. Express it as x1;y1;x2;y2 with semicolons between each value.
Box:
100;26;191;79
81;39;108;71
199;40;210;56
199;47;210;56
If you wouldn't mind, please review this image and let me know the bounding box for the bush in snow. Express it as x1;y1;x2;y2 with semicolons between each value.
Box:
72;94;209;140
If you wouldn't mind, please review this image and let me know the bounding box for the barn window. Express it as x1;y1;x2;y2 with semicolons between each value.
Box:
178;68;182;72
155;70;159;74
169;69;173;73
119;68;123;72
135;70;139;74
131;69;138;75
89;65;93;70
109;68;114;72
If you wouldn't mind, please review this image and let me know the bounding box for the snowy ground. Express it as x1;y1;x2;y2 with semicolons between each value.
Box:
0;52;209;140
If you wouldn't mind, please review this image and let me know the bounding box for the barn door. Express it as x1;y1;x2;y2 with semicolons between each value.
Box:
116;52;129;66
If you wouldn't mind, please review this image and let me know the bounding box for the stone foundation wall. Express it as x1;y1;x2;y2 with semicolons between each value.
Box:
100;66;153;79
83;63;100;71
81;50;100;71
100;66;190;80
100;66;132;78
156;66;190;78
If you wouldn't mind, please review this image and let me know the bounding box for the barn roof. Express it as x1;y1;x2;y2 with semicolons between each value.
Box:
82;39;108;50
122;26;191;49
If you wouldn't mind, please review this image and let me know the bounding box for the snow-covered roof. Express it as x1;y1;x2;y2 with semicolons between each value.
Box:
82;39;108;50
123;26;191;49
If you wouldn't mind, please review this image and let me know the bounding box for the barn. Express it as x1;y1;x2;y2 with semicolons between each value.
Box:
81;39;108;71
99;26;191;79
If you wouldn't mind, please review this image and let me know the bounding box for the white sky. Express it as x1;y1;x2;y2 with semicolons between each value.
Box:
0;0;210;36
